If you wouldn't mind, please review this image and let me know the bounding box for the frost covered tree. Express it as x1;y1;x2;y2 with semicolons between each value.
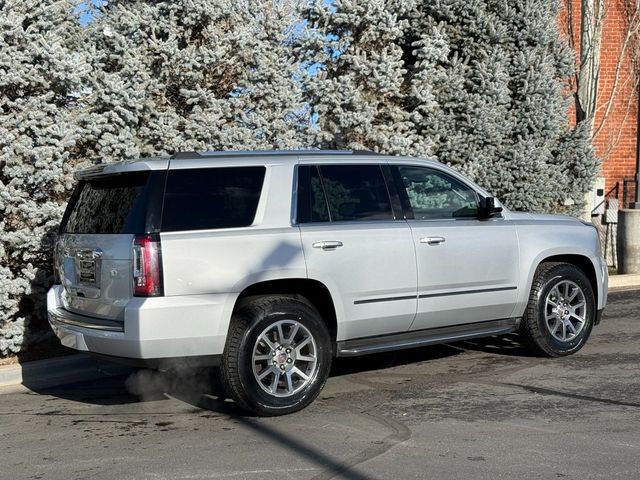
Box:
304;0;599;213
0;0;312;356
0;0;90;355
82;0;311;162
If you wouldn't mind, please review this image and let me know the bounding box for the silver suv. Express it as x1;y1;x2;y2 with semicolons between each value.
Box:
48;150;608;415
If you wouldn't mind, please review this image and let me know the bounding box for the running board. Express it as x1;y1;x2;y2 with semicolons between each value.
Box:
336;318;518;357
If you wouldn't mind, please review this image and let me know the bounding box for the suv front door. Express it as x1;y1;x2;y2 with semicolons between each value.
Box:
390;164;520;331
296;163;417;340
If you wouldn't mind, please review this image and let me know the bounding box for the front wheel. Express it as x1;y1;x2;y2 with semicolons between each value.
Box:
519;262;596;357
220;295;331;416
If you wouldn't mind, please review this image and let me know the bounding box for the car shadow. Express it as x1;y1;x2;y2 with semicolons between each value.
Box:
22;340;468;409
455;333;538;357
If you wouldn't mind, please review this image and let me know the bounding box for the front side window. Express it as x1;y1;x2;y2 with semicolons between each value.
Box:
297;164;394;223
397;166;479;220
162;167;265;231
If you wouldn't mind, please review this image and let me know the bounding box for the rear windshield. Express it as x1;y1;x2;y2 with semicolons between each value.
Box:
161;167;265;232
62;172;151;234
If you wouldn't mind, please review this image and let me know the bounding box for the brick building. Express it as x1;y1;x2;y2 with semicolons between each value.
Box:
563;0;639;208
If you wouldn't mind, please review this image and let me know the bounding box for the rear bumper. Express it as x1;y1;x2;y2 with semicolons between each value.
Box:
47;285;236;360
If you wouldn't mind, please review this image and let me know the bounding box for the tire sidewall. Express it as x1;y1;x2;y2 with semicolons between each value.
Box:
235;303;331;415
535;266;595;355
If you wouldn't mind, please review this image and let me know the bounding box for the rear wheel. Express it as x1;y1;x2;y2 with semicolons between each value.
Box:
519;262;596;357
220;295;331;416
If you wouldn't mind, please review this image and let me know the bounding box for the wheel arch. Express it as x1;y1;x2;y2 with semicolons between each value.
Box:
529;254;599;308
233;278;339;346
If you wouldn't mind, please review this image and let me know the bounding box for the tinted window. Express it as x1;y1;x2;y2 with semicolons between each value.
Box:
319;165;393;222
398;166;478;220
162;167;265;231
296;166;330;223
63;172;150;234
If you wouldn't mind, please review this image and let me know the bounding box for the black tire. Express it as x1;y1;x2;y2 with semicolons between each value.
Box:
220;295;332;416
519;262;596;357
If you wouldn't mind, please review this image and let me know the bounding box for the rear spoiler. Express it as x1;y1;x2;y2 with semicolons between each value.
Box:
74;158;170;181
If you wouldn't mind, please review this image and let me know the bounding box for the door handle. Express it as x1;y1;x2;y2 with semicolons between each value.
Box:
420;236;446;246
312;241;343;250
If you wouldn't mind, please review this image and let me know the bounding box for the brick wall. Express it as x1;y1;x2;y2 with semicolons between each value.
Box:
562;0;638;204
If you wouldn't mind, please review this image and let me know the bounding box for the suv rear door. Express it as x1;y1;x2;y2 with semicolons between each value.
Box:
389;164;520;330
55;169;166;323
296;163;417;340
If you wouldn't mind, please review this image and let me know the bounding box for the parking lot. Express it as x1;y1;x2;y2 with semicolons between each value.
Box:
1;290;639;480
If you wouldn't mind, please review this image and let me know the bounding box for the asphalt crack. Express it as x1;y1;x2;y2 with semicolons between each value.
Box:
502;383;640;409
309;411;412;480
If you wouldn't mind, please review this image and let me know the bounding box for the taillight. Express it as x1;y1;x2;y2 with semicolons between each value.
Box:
132;234;163;297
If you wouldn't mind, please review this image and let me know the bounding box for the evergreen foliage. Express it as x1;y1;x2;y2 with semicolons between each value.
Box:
303;0;599;213
0;0;89;354
0;0;600;355
82;0;311;162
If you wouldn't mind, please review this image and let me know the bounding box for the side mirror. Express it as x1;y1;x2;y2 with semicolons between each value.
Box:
480;197;503;219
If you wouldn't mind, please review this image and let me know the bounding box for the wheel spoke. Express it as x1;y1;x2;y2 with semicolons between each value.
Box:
296;336;311;351
287;323;300;342
568;287;579;301
570;313;585;324
572;301;585;310
258;366;276;381
253;354;272;362
276;323;285;344
285;371;294;393
297;354;315;362
292;367;309;381
269;369;280;393
561;321;567;340
566;321;577;335
260;334;277;351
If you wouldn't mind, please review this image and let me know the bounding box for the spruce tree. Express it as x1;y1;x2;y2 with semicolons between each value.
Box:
304;0;598;213
82;0;311;162
0;0;89;354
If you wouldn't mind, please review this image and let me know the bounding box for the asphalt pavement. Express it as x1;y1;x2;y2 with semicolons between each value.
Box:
1;290;639;480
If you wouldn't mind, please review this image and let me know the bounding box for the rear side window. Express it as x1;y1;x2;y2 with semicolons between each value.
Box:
296;166;330;223
63;172;150;234
297;164;394;223
162;167;265;232
318;165;393;222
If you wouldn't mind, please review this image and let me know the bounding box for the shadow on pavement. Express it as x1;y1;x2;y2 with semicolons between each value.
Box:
454;333;537;357
23;333;523;412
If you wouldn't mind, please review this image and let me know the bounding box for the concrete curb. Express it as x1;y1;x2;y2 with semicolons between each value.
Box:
608;274;640;291
0;354;131;393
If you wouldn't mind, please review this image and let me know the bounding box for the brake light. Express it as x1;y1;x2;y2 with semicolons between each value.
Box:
132;234;163;297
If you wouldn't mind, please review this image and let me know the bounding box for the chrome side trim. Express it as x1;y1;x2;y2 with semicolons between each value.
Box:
354;295;417;305
48;307;124;332
336;318;518;357
418;286;517;299
353;286;517;305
